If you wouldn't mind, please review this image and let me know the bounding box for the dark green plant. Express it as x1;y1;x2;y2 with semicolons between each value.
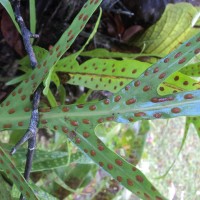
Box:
0;1;200;199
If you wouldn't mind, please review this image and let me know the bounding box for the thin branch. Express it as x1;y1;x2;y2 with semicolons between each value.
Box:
10;0;39;68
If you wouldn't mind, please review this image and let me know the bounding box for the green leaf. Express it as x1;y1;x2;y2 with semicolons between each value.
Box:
0;174;12;200
0;0;20;33
80;48;161;59
158;72;200;95
0;143;84;172
180;57;200;76
132;3;200;55
29;0;36;43
185;116;200;138
57;58;150;92
0;145;38;199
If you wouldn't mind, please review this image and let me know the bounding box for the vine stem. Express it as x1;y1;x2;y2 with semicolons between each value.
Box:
9;1;41;199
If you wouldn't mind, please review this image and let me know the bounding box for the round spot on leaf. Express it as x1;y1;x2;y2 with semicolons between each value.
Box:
134;80;141;87
128;118;134;122
77;104;84;108
125;85;130;91
70;120;79;126
174;52;182;58
194;48;200;54
41;119;47;124
31;74;35;80
54;126;58;130
132;166;137;171
12;174;18;181
184;94;194;99
174;76;179;81
39;107;51;112
153;113;162;118
98;145;104;151
24;107;31;112
18;88;22;94
83;132;90;138
107;164;113;170
83;15;88;21
99;162;104;167
21;95;26;101
127;179;133;186
62;107;69;112
132;69;137;74
171;107;181;113
143;85;150;92
119;81;124;86
90;150;96;156
126;98;136;105
89;105;96;111
164;58;170;63
117;176;123;182
178;57;186;64
134;112;146;117
104;99;110;104
56;45;60;51
98;118;104;123
57;51;61;58
186;42;191;46
82;119;90;124
62;127;68;133
18;122;23;126
159;73;166;79
121;68;125;72
43;60;47;67
136;175;144;183
151;97;158;103
8;108;15;114
75;138;81;144
153;67;159;73
159;87;164;91
78;13;83;20
183;81;189;85
114;95;121;102
12;91;16;96
3;124;12;129
115;159;123;166
106;116;115;121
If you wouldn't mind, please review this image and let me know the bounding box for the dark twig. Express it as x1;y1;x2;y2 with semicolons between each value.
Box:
9;0;41;199
10;0;39;68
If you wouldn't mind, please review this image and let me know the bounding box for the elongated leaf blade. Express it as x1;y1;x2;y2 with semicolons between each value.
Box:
0;146;38;199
